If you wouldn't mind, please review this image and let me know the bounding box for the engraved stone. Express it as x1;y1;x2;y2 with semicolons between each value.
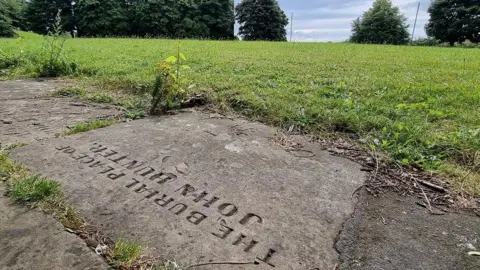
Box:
11;111;365;269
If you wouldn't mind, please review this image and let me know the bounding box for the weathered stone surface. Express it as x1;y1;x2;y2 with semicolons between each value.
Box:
337;191;480;270
0;183;109;270
0;80;59;100
11;111;365;269
0;98;120;146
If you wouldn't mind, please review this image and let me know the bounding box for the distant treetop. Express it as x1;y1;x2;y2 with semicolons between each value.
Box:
235;0;289;41
350;0;410;45
426;0;480;45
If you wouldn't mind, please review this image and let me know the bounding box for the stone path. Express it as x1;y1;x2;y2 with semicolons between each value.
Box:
0;80;120;146
0;184;108;270
1;80;479;270
0;80;111;270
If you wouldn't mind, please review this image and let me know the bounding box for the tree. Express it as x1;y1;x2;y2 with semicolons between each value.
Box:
1;0;27;29
235;0;288;41
129;0;181;37
0;7;15;37
76;0;128;37
350;0;409;45
24;0;72;35
197;0;234;39
426;0;480;45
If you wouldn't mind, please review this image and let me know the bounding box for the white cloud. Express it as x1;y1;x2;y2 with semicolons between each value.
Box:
235;0;430;41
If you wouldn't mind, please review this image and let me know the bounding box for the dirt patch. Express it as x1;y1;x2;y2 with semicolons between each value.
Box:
0;80;63;100
337;190;480;270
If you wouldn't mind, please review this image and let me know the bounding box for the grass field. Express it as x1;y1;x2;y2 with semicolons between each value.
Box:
1;33;479;196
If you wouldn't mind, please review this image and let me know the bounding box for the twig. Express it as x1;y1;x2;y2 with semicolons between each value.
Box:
368;144;380;183
185;261;258;269
351;185;364;198
417;179;446;193
413;178;433;213
381;215;387;225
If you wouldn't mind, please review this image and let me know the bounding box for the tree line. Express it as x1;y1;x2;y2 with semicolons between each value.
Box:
350;0;480;46
0;0;290;41
3;0;477;45
1;0;235;39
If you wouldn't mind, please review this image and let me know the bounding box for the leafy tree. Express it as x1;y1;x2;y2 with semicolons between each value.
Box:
24;0;72;35
235;0;288;41
76;0;128;37
0;0;27;29
426;0;480;45
197;0;234;39
0;7;15;37
350;0;409;45
129;0;181;37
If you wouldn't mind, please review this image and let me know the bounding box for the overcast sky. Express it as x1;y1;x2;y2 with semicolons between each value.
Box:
234;0;431;41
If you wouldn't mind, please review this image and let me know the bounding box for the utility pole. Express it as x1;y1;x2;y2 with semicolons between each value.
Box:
411;2;420;44
290;12;294;42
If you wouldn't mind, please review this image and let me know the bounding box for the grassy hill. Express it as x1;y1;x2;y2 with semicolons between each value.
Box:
1;36;479;195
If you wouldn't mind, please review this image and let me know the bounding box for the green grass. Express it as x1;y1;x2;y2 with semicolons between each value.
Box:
109;239;142;268
1;35;479;195
9;175;60;203
61;120;114;136
0;152;154;267
52;87;87;97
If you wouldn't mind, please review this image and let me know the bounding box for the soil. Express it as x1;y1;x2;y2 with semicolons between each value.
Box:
337;190;480;270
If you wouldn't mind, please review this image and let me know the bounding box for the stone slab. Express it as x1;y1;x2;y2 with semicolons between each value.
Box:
0;98;120;146
0;183;109;270
337;191;480;270
11;111;365;269
0;80;59;100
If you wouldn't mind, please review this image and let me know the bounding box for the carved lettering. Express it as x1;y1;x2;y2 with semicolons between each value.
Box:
73;154;88;160
81;157;95;164
186;211;207;225
63;148;76;154
175;184;196;196
122;160;144;170
99;166;114;174
59;143;273;256
150;172;177;184
90;144;107;153
256;248;277;267
232;233;258;252
176;186;220;208
212;220;234;240
218;203;238;217
125;178;140;188
55;145;70;151
154;194;175;207
110;155;128;163
101;149;118;158
89;161;105;168
239;213;263;226
169;203;188;215
135;167;155;177
107;172;125;180
192;191;220;208
133;184;148;193
145;190;159;199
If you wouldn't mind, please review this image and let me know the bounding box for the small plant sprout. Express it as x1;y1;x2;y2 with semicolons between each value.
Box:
109;238;142;268
150;41;191;114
